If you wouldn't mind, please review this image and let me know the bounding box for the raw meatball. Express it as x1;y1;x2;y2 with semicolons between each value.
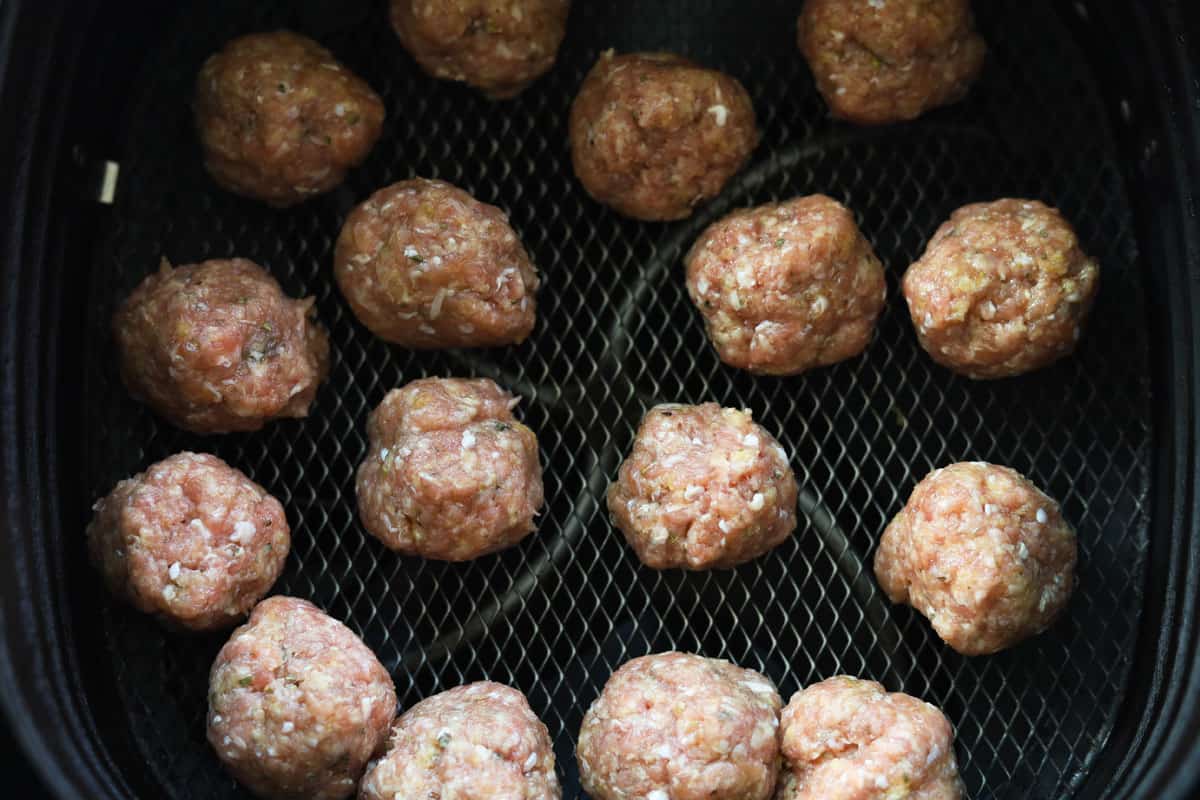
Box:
686;194;885;376
577;652;782;800
356;377;544;561
607;403;798;570
207;596;396;800
334;179;538;348
874;461;1077;655
797;0;986;125
195;30;385;207
569;51;759;221
776;676;962;800
113;258;329;434
390;0;570;99
359;681;560;800
903;199;1099;379
86;452;288;632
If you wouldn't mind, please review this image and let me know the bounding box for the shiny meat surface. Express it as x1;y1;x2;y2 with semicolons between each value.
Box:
87;452;289;631
195;30;384;206
334;178;538;349
874;461;1077;655
797;0;985;124
903;199;1099;379
569;51;759;221
207;596;396;800
359;681;560;800
113;258;329;434
686;194;885;375
607;403;799;569
356;377;544;560
776;676;962;800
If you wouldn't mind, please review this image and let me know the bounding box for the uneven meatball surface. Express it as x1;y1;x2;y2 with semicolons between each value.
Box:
903;199;1099;379
87;452;288;632
390;0;570;98
686;194;885;375
195;30;384;207
797;0;986;125
335;179;538;348
114;258;329;434
776;676;962;800
578;652;782;800
608;403;798;570
569;51;759;221
356;377;544;560
208;596;396;800
360;681;560;800
875;461;1077;655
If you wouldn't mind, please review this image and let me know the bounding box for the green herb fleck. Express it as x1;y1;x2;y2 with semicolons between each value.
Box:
262;322;274;333
775;238;785;247
238;675;253;687
346;112;360;125
493;421;512;432
408;253;425;264
436;732;452;748
277;82;288;94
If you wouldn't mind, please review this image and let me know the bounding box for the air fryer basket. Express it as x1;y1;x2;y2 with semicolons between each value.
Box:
2;1;1199;799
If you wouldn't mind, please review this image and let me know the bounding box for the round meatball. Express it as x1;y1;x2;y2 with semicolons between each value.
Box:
874;461;1077;655
195;31;385;207
569;51;759;221
686;194;885;376
335;179;538;349
359;681;560;800
207;596;396;800
797;0;986;125
114;258;329;433
86;452;288;632
577;652;782;800
607;403;798;570
390;0;570;99
356;377;544;561
903;199;1099;379
776;676;962;800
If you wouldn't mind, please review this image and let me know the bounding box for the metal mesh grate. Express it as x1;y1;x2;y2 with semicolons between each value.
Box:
83;1;1150;797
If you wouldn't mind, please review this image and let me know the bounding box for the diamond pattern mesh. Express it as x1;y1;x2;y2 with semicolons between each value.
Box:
83;1;1150;797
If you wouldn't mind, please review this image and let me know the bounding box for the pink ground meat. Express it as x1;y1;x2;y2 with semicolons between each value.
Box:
207;596;396;800
903;199;1099;379
113;257;329;434
195;30;385;207
356;377;544;561
797;0;986;125
359;681;560;800
578;652;782;800
87;452;289;632
874;461;1078;655
686;194;885;376
334;179;538;349
569;51;759;221
776;676;962;800
607;403;798;570
390;0;570;99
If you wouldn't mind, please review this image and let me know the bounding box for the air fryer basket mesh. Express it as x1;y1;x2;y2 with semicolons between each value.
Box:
83;1;1150;797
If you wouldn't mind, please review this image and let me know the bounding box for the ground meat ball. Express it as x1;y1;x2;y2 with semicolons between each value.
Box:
390;0;570;99
874;462;1077;655
776;676;962;800
359;681;560;800
686;195;885;376
208;596;396;800
195;31;385;207
903;199;1099;379
569;51;759;221
607;403;798;570
578;652;782;800
86;452;288;632
114;258;329;434
356;377;544;561
797;0;986;125
335;179;538;348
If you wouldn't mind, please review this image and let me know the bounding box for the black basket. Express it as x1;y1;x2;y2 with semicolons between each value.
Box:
2;1;1199;798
